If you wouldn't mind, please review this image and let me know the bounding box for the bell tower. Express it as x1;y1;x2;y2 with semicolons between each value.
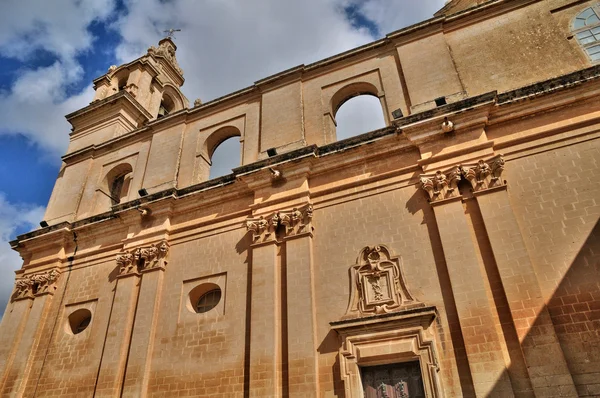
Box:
41;38;189;226
65;37;189;154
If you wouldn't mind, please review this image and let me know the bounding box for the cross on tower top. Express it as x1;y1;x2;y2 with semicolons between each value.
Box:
163;28;181;39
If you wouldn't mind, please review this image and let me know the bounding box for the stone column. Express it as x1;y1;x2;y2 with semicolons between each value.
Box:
421;169;513;397
94;252;141;398
0;268;60;396
281;206;319;397
121;241;169;398
246;215;282;397
465;157;577;396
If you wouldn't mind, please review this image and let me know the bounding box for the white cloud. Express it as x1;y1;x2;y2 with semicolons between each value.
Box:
0;0;116;160
354;0;446;35
0;0;115;63
113;0;376;102
0;64;95;159
0;0;445;159
0;193;46;318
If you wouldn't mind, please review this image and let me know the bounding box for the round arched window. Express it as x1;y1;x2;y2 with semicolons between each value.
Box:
67;308;92;335
195;288;222;313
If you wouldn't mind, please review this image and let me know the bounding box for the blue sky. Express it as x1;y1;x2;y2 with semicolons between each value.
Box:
0;0;446;315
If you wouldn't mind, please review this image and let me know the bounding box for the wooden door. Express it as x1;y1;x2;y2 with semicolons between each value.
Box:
361;362;425;398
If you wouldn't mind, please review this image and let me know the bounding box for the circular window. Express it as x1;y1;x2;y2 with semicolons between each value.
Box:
67;309;92;335
188;283;222;314
196;288;221;313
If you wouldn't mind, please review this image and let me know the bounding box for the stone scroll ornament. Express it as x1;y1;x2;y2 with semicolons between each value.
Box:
344;245;419;319
245;204;313;242
116;241;169;276
13;268;61;300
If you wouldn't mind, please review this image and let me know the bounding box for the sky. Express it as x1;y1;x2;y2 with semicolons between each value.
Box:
0;0;446;315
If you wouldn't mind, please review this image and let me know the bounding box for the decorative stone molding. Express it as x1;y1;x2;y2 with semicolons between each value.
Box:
245;204;313;242
278;205;313;236
461;154;505;192
116;241;169;277
344;245;420;319
12;268;61;301
147;40;184;76
245;216;276;242
330;307;442;398
419;154;506;202
124;83;138;98
420;167;461;202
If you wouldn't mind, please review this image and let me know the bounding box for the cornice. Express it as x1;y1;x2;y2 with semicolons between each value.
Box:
15;66;600;249
66;90;152;136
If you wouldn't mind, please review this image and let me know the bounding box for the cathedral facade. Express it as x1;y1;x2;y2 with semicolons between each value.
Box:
1;0;600;396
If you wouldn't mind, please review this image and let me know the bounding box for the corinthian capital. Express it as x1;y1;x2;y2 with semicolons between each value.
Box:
461;154;505;192
420;168;461;202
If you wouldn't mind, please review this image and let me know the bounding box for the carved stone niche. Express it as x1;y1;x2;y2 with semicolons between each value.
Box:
116;241;169;277
12;268;61;301
419;167;461;203
460;154;505;192
330;307;443;398
344;245;421;319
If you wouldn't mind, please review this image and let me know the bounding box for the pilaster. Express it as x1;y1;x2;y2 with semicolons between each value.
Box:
472;180;577;397
120;241;169;397
247;234;281;397
281;206;319;397
421;167;513;397
93;268;140;397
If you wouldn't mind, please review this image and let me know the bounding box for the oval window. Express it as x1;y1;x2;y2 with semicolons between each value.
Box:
188;283;222;314
195;288;222;313
68;308;92;335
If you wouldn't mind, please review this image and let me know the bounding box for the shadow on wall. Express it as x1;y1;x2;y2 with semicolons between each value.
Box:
486;218;600;396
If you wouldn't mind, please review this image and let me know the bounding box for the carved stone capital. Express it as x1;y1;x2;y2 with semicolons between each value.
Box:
245;204;314;242
116;240;169;277
461;154;505;192
344;245;420;319
12;268;61;301
245;216;276;243
279;204;313;237
419;167;461;202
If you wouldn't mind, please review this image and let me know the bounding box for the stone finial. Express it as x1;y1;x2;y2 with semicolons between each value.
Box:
193;98;202;107
108;65;117;73
147;39;183;76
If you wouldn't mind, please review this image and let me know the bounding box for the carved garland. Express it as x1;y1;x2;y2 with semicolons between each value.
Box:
245;204;313;242
116;241;170;277
13;268;61;300
420;154;505;202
